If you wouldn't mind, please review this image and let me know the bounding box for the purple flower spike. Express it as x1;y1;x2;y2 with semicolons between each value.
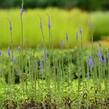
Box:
13;56;16;62
104;56;106;63
34;59;37;70
60;40;64;48
97;49;102;63
76;32;78;40
106;52;109;58
48;16;51;30
34;59;37;66
0;50;2;56
43;49;46;60
8;17;12;32
90;20;92;29
86;56;93;79
40;18;42;29
89;56;93;67
66;32;69;43
80;27;82;34
8;47;11;57
40;59;43;73
99;58;102;63
87;56;93;68
20;7;24;17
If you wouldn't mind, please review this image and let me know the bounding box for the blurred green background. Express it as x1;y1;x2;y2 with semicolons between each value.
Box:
0;0;109;11
0;0;109;48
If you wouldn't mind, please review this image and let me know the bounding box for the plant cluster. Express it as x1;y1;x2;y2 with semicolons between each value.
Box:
0;4;109;109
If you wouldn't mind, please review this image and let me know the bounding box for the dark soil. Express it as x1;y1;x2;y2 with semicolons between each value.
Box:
64;97;73;109
20;97;57;109
4;99;17;109
20;99;43;109
3;97;109;109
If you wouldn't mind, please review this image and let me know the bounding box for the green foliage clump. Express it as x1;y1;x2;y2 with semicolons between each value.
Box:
91;11;109;40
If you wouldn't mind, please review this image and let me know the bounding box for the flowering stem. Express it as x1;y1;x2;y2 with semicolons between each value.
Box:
41;29;45;45
49;29;51;49
21;16;23;49
20;2;25;96
39;17;46;48
10;31;13;59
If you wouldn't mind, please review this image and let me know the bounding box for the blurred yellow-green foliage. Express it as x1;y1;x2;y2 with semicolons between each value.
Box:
0;8;109;48
0;8;90;48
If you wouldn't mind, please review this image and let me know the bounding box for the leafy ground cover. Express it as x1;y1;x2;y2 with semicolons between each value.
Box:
0;45;109;109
